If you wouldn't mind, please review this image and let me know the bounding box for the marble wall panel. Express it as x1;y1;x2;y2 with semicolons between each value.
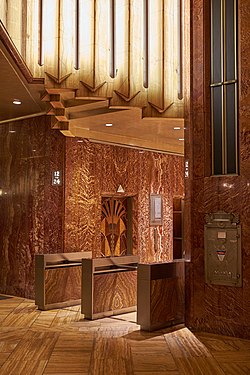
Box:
0;117;65;299
64;138;184;262
185;0;250;339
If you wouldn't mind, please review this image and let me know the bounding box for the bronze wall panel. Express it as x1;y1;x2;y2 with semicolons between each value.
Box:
44;267;81;305
93;271;137;314
185;0;250;339
64;139;184;262
0;117;65;299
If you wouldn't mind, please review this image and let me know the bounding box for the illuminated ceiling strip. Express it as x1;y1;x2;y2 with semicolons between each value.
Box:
75;0;80;70
177;0;183;100
109;0;116;78
38;0;44;66
143;0;149;88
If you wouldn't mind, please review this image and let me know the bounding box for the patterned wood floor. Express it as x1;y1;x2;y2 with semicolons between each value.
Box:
0;295;250;375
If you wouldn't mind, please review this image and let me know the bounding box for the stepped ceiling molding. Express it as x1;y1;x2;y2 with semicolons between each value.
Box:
0;0;186;155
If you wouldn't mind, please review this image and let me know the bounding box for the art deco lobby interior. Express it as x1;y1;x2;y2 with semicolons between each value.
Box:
0;0;250;374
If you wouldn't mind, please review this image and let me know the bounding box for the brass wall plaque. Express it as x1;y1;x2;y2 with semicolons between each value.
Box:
204;212;242;287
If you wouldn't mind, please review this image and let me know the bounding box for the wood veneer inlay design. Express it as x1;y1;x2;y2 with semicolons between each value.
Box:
101;197;128;257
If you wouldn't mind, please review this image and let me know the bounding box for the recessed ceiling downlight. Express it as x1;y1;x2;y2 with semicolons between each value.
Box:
13;99;22;105
174;127;181;130
105;123;113;127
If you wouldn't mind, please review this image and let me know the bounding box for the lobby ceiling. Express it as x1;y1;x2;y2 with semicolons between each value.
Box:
0;34;46;123
0;23;184;156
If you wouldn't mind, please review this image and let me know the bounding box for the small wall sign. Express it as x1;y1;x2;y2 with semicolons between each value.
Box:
52;170;62;186
150;194;163;226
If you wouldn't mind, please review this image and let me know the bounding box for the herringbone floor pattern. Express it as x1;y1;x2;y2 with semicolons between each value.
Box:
0;295;250;374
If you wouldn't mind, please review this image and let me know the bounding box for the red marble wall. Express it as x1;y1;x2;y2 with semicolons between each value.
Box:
0;117;183;299
0;116;65;298
64;139;184;262
185;0;250;339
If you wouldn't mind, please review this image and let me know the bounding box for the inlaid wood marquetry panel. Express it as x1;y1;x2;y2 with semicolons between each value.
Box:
101;197;129;257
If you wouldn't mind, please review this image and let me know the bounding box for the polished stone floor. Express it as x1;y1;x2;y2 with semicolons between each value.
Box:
0;295;250;374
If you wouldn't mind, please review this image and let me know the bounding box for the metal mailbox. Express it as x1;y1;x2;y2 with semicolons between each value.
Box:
204;212;242;287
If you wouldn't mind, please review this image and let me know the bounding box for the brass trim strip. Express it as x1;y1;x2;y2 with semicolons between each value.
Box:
224;79;237;85
210;80;237;87
210;82;223;87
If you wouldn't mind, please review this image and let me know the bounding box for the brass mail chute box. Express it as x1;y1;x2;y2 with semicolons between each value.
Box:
204;212;242;287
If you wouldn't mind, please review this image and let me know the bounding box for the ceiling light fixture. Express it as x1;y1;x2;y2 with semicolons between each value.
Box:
105;123;113;127
174;127;181;130
178;138;184;141
9;130;16;133
13;99;22;105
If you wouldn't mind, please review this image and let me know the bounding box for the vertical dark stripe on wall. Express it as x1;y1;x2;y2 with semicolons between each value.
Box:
177;0;183;100
21;0;27;60
109;0;116;78
75;0;80;70
143;0;149;88
38;0;44;66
